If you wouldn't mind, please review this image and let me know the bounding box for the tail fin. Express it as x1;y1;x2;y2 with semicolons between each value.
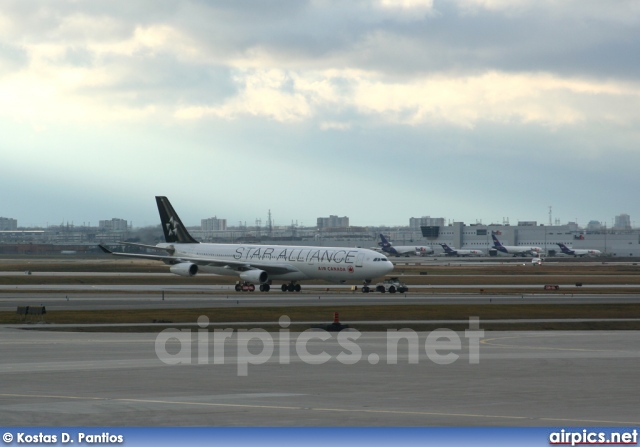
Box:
440;243;452;253
557;243;568;252
379;234;398;254
156;196;199;244
492;234;503;247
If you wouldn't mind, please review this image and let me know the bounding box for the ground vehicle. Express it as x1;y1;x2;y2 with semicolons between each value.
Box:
363;277;409;293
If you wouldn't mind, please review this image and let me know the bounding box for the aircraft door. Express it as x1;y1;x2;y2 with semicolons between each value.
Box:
356;253;364;267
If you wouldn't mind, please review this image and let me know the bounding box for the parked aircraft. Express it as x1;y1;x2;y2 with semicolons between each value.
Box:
492;234;542;257
439;243;484;257
99;197;394;292
556;243;602;257
377;233;433;257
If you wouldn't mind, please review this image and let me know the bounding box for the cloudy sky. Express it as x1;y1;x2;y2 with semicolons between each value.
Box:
2;0;639;229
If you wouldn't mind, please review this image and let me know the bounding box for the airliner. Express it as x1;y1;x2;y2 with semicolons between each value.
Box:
439;243;484;257
98;197;394;292
492;234;542;257
556;243;602;257
377;234;433;257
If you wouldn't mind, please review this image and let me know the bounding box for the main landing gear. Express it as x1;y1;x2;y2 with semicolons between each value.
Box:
235;281;271;292
235;281;300;292
281;282;301;292
235;281;255;292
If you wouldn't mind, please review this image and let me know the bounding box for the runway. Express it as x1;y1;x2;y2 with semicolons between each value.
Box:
2;291;640;311
2;266;638;427
0;328;638;426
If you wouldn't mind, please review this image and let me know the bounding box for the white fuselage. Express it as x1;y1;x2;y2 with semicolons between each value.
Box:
496;245;542;255
159;242;394;282
384;245;434;256
440;243;483;257
447;249;484;257
561;248;602;257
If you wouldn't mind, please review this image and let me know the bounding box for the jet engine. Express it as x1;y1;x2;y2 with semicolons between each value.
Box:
170;262;198;277
239;269;268;284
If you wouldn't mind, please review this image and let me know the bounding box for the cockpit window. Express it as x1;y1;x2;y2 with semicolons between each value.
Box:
380;257;388;262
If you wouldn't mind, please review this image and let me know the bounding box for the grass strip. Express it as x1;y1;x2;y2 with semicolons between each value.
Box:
4;303;640;327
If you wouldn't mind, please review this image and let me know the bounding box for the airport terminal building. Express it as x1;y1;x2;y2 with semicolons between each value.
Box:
415;222;640;257
175;221;640;257
1;219;639;257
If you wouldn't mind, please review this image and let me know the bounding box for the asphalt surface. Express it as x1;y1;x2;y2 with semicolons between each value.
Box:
0;328;638;426
2;263;639;427
1;291;640;311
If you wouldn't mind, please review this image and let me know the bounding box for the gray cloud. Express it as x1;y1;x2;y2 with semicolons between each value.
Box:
1;0;638;226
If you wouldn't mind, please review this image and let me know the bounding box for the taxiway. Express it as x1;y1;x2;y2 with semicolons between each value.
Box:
1;291;640;311
0;328;638;426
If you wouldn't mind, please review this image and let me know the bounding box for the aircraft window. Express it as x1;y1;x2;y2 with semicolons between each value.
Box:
373;258;379;261
381;257;388;262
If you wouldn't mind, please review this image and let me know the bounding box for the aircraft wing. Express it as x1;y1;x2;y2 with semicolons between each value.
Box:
228;260;300;276
98;245;299;276
119;242;173;252
98;244;174;261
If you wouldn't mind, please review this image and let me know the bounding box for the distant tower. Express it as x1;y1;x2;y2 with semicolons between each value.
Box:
255;218;261;237
548;206;552;226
